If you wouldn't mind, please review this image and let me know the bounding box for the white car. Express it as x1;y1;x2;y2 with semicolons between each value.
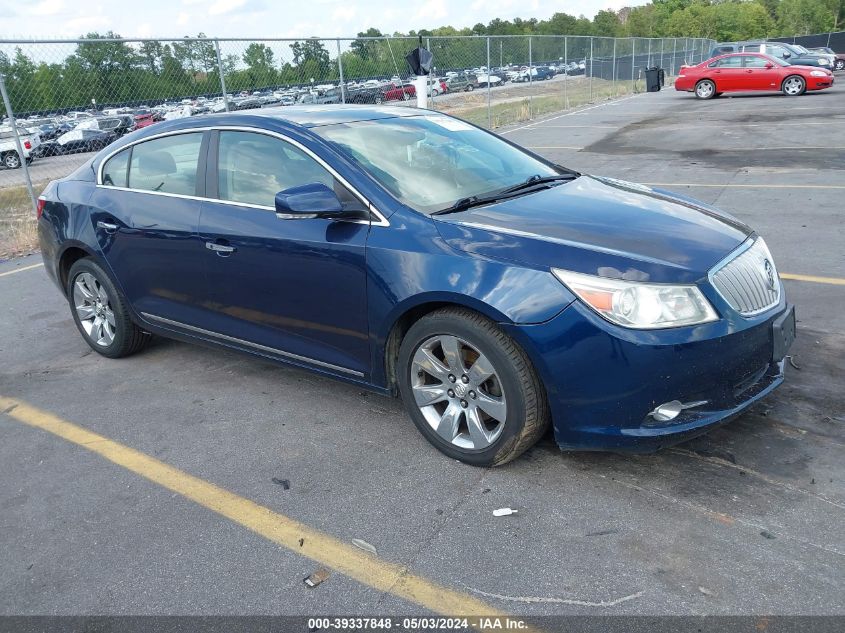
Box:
476;73;503;87
0;126;40;169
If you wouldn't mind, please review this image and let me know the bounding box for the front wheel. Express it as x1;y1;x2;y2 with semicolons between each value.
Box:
782;75;806;96
835;59;844;71
465;84;474;92
694;79;716;99
397;308;549;466
67;258;150;358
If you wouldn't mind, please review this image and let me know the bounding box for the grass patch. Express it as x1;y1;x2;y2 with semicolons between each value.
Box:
0;181;47;259
439;78;645;128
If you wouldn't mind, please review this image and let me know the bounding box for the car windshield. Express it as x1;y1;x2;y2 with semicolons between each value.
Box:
314;114;560;213
793;45;810;53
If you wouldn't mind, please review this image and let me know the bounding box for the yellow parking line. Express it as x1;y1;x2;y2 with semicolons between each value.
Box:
781;273;845;286
0;262;43;278
0;396;511;627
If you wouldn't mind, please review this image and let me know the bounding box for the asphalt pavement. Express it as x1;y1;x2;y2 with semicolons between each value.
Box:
1;82;843;620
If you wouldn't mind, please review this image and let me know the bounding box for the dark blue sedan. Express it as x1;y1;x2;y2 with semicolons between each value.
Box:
37;106;795;465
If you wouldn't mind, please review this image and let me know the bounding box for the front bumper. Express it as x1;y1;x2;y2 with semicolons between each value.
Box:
505;294;792;452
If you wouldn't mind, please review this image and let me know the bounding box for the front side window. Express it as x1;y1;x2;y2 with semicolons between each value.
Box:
127;132;203;195
314;114;558;214
216;131;334;207
102;148;129;187
743;56;770;68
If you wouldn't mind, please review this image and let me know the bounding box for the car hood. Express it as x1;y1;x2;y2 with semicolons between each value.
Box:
433;175;751;284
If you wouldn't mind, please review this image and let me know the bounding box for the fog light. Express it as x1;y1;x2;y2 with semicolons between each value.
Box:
648;399;708;422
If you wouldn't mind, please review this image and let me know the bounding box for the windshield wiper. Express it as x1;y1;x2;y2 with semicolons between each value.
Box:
431;195;494;215
431;173;579;216
498;173;578;195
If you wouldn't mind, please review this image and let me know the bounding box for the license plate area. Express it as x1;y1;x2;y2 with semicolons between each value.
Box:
772;304;796;363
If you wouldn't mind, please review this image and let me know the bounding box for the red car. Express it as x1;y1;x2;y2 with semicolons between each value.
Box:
675;52;834;99
381;82;416;102
133;113;156;129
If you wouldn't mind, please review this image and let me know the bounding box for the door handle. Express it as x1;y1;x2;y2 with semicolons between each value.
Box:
97;220;118;232
205;241;236;254
746;69;753;73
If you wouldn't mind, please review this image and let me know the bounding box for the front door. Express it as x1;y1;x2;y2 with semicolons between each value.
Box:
743;54;781;91
198;129;371;378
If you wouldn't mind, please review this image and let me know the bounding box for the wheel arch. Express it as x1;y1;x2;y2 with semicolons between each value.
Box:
380;296;511;395
57;242;101;296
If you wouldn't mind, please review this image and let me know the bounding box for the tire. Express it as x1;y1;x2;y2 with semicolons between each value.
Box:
2;151;21;169
782;75;806;96
835;59;844;71
694;79;716;99
375;96;383;105
397;308;549;467
466;84;474;92
402;92;411;101
67;258;149;359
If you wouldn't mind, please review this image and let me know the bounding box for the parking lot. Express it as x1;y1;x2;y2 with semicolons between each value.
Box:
1;84;843;620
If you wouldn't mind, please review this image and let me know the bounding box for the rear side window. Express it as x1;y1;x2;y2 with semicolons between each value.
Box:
713;56;743;67
128;132;203;195
216;131;333;207
102;148;129;187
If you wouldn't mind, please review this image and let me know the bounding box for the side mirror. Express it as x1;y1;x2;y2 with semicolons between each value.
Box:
783;52;791;59
275;182;344;219
765;62;774;69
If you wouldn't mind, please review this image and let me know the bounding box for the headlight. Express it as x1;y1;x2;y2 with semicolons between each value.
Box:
819;59;831;65
811;70;827;77
552;269;718;329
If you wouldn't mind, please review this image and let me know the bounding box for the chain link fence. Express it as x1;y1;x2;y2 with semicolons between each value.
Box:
0;34;713;257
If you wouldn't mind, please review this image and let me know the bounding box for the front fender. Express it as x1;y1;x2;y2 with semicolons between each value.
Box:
366;208;574;388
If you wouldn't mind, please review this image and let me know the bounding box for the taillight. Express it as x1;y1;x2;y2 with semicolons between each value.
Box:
36;197;46;219
24;140;32;149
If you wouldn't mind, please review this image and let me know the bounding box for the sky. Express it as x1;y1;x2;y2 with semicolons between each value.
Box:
0;0;632;40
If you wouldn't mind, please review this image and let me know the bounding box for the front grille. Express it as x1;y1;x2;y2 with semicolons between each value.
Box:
710;238;780;316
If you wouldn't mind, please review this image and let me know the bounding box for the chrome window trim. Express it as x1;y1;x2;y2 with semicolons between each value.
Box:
140;312;365;377
96;125;389;227
707;236;781;317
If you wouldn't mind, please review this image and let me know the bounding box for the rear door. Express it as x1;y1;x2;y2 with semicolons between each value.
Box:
197;129;371;378
710;55;745;90
742;55;781;91
91;130;210;325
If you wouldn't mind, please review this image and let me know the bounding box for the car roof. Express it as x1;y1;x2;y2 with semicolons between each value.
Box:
249;105;423;128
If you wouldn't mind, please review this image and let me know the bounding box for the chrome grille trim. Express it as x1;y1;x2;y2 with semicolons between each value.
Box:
709;237;781;317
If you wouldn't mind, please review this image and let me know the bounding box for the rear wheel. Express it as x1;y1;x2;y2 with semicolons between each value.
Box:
782;75;806;96
2;151;21;169
397;308;549;466
67;258;149;358
466;84;474;92
694;79;716;99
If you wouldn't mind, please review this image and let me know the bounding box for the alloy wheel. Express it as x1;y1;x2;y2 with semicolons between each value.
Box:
783;77;804;95
3;153;21;169
73;272;117;347
835;60;844;71
696;81;714;98
411;335;507;451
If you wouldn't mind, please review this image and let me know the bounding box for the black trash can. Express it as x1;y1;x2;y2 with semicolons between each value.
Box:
645;66;664;92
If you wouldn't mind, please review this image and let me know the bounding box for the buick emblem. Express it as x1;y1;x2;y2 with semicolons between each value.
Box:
763;259;776;290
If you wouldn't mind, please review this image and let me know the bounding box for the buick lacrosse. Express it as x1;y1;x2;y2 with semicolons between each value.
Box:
37;107;794;465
